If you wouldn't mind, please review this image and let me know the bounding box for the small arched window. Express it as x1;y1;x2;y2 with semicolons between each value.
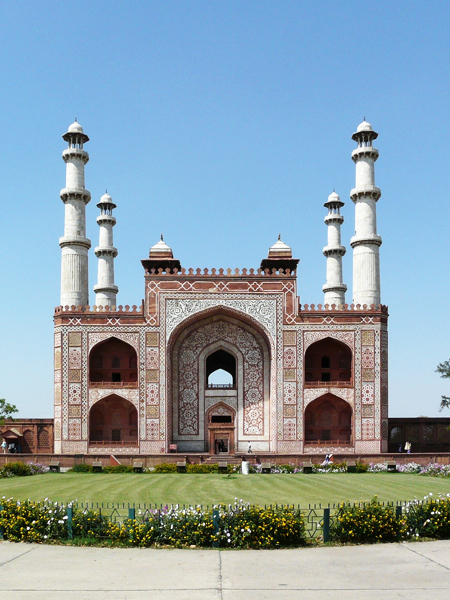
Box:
206;349;236;388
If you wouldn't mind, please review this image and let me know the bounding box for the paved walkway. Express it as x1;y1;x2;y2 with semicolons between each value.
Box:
1;540;450;599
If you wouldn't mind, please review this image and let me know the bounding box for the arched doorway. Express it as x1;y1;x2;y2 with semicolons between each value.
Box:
304;338;352;384
89;338;138;385
170;314;271;453
206;403;236;454
305;394;352;446
89;395;138;447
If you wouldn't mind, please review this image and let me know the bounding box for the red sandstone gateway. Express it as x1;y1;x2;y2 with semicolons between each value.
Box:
52;120;388;457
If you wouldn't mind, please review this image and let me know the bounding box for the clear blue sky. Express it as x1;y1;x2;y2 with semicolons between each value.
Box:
0;1;449;418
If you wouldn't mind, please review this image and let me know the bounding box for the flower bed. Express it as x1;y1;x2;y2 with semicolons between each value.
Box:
0;498;306;549
2;495;450;547
330;497;406;543
0;461;49;478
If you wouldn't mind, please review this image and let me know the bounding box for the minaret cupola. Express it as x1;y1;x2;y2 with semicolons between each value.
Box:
260;235;299;273
350;119;382;306
94;192;118;306
141;235;182;273
322;191;347;306
59;119;92;307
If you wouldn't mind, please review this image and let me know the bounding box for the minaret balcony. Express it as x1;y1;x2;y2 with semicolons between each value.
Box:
94;246;118;258
59;236;91;250
60;187;91;204
324;214;344;225
322;246;346;257
93;283;119;294
350;185;381;201
96;215;116;226
350;234;382;248
62;148;89;163
351;146;379;161
322;283;347;293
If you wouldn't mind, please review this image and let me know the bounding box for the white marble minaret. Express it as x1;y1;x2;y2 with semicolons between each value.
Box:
59;120;91;307
350;120;382;306
94;193;118;306
322;191;347;305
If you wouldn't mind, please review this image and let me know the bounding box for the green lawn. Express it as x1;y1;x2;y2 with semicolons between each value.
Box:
1;472;450;506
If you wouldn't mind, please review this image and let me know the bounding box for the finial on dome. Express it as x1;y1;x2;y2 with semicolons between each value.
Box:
161;233;164;241
278;233;281;241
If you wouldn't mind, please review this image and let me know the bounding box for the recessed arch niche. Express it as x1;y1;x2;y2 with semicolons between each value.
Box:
89;337;138;384
304;338;352;384
170;313;271;453
304;393;352;445
89;394;138;446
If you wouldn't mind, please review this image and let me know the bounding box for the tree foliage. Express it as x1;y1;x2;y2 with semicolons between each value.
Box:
0;398;18;426
436;361;450;410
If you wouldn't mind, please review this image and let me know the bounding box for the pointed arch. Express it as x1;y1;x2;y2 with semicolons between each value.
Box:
168;311;272;453
89;394;138;446
304;393;352;446
304;337;352;385
89;337;138;385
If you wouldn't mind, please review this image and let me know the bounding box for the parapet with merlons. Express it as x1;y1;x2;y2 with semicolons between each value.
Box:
143;266;297;277
54;303;146;325
296;302;389;325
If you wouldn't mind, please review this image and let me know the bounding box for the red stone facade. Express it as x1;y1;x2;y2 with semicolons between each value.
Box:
0;419;54;454
54;265;389;455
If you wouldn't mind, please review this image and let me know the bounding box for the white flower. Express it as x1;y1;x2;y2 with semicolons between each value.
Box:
227;539;231;543
43;535;47;539
26;527;30;531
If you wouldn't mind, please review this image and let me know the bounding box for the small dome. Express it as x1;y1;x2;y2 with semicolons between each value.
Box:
68;120;84;134
149;235;173;258
356;120;373;133
99;192;113;204
97;192;116;210
327;191;340;202
324;190;344;209
267;235;292;258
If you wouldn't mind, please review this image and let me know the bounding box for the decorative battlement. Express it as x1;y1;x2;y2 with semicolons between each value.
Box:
54;304;144;315
144;266;297;277
300;303;388;313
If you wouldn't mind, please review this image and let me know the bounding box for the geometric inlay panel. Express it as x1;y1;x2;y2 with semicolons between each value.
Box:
362;383;374;404
283;368;296;381
361;330;375;346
